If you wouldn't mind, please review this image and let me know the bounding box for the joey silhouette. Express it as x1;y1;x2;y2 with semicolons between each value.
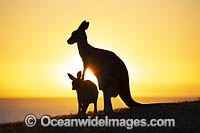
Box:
68;71;98;115
67;20;141;114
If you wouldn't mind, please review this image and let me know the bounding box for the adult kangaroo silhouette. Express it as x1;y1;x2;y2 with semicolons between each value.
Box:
67;20;141;113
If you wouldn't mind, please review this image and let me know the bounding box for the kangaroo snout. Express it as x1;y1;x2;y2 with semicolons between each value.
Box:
67;38;73;44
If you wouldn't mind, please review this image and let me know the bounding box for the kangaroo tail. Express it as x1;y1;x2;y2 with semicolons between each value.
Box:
118;76;141;108
119;90;141;108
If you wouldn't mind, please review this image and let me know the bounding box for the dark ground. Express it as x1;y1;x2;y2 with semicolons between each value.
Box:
0;101;200;133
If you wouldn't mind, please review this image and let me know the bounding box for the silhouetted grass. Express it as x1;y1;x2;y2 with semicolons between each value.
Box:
0;100;200;133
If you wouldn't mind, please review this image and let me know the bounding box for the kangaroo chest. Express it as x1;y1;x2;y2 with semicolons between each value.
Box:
77;43;89;62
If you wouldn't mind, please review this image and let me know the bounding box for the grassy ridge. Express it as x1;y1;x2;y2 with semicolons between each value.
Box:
0;101;200;133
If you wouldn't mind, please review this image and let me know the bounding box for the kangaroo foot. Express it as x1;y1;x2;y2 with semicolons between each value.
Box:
104;109;113;115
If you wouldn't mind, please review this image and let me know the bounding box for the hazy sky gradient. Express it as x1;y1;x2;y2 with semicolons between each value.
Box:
0;0;199;98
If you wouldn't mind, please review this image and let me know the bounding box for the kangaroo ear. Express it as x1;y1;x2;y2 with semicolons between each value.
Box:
78;20;89;31
77;71;82;79
85;22;89;30
67;73;76;81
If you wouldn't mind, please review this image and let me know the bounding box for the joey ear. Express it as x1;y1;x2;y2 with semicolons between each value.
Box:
77;71;82;79
67;73;76;81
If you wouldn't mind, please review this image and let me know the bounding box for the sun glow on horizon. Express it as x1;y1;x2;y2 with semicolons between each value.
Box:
0;0;199;98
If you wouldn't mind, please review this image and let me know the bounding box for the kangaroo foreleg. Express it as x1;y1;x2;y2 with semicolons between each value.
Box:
82;64;87;80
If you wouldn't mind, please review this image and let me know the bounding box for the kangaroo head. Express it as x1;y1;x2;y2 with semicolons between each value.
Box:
67;20;89;44
67;71;83;90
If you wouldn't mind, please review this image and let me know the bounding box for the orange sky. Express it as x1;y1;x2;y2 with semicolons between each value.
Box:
0;0;199;98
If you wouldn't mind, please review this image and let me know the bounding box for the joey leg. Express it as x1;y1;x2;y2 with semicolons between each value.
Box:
82;103;89;114
78;103;83;115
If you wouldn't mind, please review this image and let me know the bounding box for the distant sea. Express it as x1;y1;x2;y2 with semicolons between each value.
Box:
0;97;198;124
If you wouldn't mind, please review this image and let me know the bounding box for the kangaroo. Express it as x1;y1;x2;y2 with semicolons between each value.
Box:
67;20;141;114
68;71;98;115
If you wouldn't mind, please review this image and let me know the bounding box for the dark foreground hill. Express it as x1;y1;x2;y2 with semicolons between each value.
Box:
0;101;200;133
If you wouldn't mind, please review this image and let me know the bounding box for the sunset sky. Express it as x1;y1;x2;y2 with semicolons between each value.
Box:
0;0;199;98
